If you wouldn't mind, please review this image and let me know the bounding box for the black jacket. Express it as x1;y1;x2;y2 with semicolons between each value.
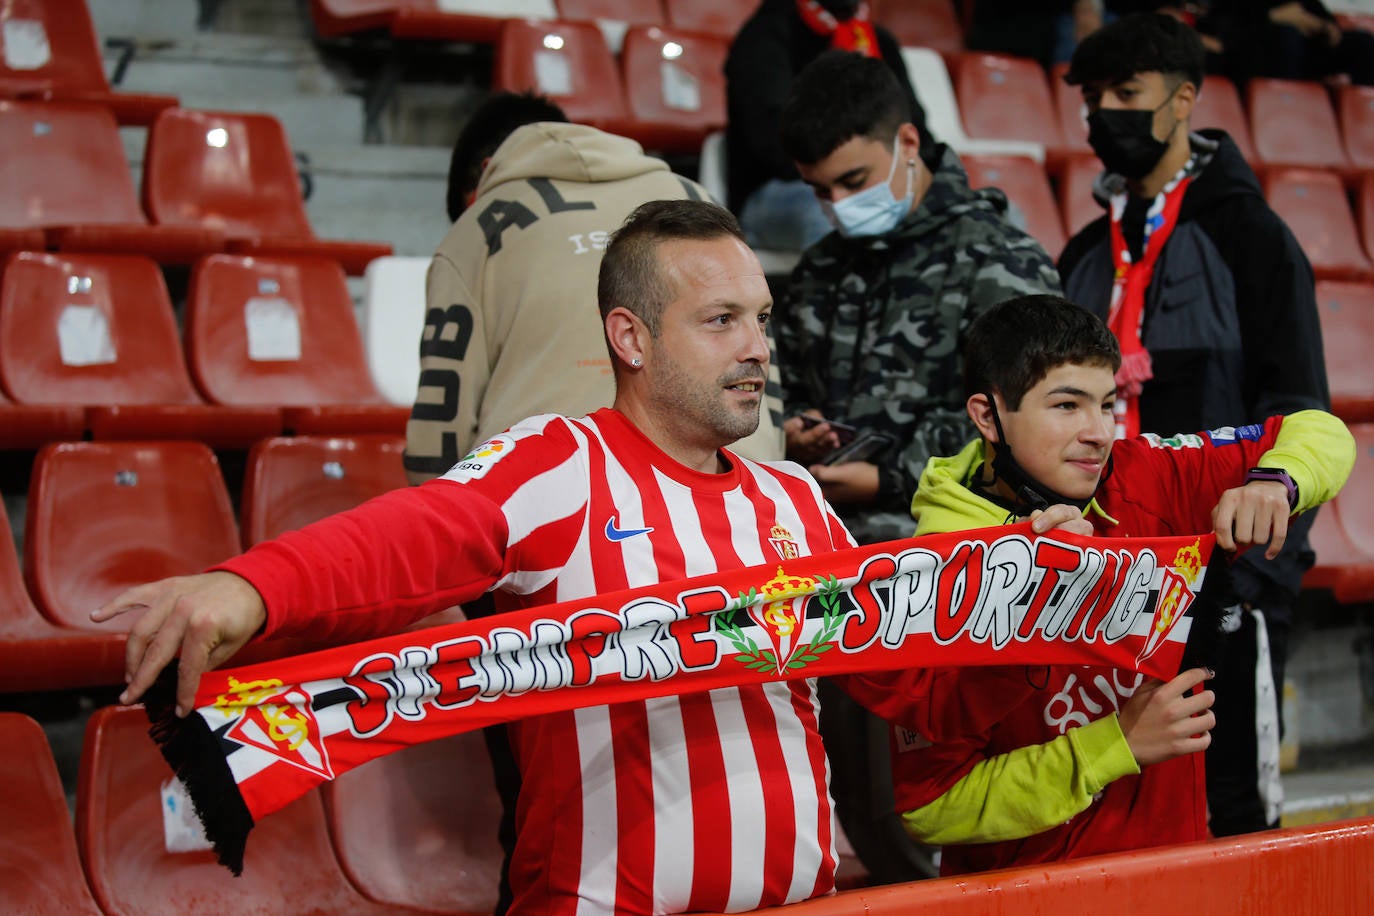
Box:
1059;130;1329;606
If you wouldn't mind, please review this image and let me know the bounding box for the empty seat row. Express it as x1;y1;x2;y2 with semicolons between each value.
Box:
0;250;409;450
312;0;967;43
0;705;505;914
0;101;391;273
0;434;428;693
0;0;177;125
492;19;727;155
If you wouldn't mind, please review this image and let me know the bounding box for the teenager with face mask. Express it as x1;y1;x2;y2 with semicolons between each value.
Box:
775;50;1062;547
1057;13;1329;838
724;0;932;252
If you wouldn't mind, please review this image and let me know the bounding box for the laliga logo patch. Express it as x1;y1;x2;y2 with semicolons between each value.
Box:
215;676;334;781
1206;423;1265;445
444;434;516;482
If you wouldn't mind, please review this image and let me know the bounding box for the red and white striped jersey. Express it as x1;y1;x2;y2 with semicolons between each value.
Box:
234;409;855;915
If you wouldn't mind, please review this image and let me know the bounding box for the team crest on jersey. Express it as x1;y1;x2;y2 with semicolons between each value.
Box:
215;676;334;781
715;567;845;675
444;434;516;482
768;523;800;560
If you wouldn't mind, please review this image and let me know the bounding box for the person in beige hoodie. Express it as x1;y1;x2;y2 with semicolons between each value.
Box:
405;93;785;484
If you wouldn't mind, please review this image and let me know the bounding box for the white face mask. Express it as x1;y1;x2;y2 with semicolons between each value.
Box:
820;134;916;238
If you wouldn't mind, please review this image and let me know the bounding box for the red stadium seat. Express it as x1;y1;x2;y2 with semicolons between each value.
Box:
0;0;176;125
185;254;409;435
961;154;1066;256
240;434;408;548
1340;85;1374;172
0;713;103;914
1332;423;1374;563
77;705;412;916
0;101;223;264
1361;172;1374;267
323;731;506;914
662;0;751;39
1191;74;1258;165
22;440;241;634
953;52;1071;170
1304;500;1374;603
492;18;633;137
142;108;392;276
1058;152;1104;238
0;490;125;691
389;0;559;43
1247;78;1351;175
0;251;281;447
1314;280;1374;423
1263;168;1373;282
870;0;964;53
620;25;727;154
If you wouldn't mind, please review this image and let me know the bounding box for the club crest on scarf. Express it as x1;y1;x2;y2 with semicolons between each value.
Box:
215;676;334;781
716;568;846;675
1137;538;1202;666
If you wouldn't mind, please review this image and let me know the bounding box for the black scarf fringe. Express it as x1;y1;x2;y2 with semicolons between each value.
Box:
142;662;254;876
1178;551;1233;675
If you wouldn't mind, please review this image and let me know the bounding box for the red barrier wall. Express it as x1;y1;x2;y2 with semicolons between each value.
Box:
710;817;1374;915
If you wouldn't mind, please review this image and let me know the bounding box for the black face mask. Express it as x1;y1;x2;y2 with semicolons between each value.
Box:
1086;104;1174;180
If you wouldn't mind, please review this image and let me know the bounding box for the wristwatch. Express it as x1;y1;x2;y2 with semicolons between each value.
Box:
1244;466;1298;509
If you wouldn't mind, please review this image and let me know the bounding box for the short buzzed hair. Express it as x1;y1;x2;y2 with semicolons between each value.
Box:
597;199;746;338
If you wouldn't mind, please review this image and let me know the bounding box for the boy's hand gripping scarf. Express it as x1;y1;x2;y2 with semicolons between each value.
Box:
142;523;1223;875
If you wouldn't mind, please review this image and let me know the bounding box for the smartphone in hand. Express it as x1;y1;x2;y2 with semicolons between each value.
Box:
798;414;858;446
819;430;897;466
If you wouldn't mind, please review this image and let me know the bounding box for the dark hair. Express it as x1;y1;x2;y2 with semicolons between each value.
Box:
780;50;911;166
598;199;746;339
446;91;567;221
963;295;1121;409
1064;13;1205;91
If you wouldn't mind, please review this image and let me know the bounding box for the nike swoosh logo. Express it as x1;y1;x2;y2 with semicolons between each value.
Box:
605;516;654;542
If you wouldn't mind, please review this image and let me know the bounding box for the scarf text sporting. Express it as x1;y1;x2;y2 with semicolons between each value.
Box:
144;522;1216;875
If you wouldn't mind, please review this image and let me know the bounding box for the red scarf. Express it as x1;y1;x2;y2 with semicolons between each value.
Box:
795;0;879;56
145;523;1218;875
1106;171;1192;439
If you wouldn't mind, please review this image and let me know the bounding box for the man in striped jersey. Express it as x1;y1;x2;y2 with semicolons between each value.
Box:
99;200;863;914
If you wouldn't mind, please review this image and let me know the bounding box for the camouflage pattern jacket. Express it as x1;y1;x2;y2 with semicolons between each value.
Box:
777;145;1061;543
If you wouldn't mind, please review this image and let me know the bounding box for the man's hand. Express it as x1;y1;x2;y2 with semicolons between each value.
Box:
1212;479;1291;559
91;571;267;717
784;411;842;463
808;460;880;505
1028;504;1093;536
1118;667;1216;767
